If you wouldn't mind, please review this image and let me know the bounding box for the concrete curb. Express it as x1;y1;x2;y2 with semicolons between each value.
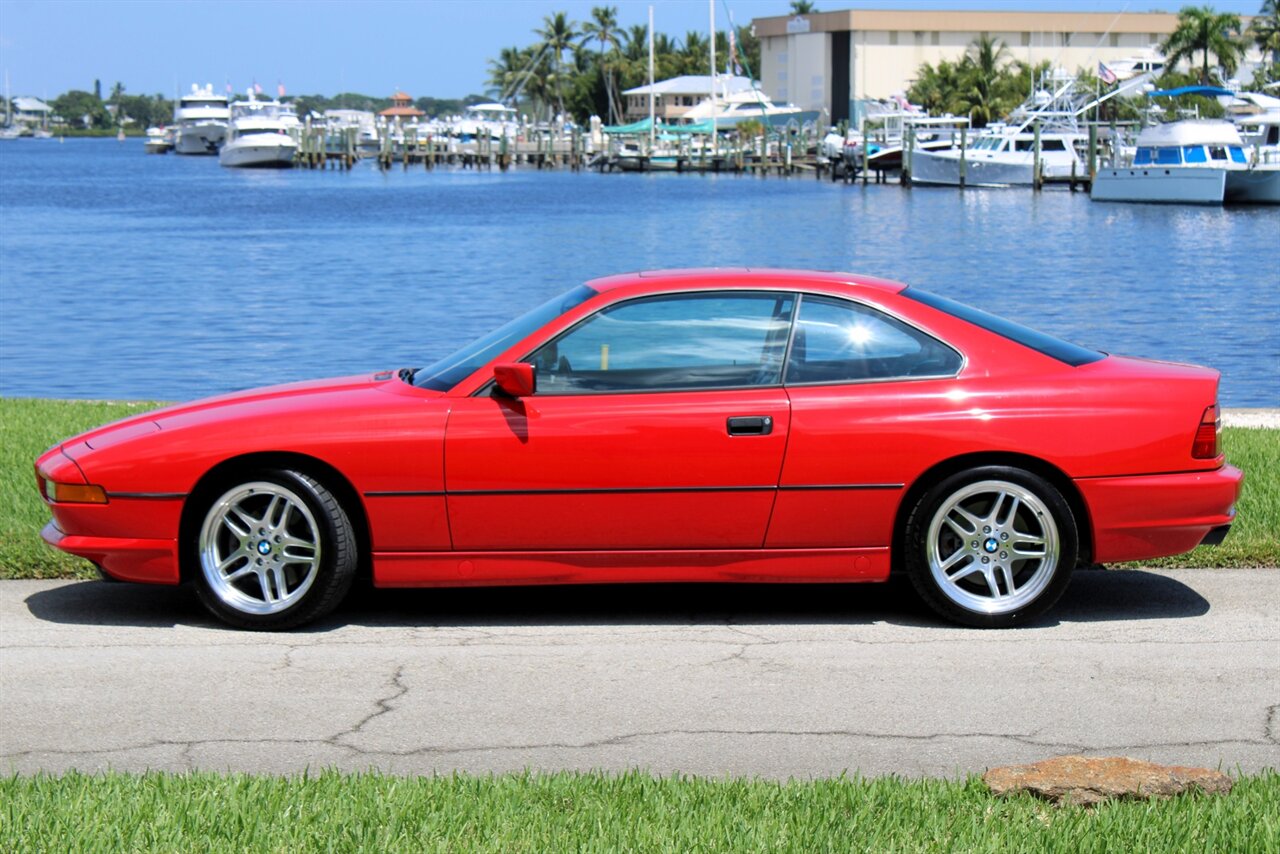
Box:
1222;409;1280;429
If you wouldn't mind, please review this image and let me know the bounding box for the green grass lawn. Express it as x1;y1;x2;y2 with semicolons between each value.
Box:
3;770;1277;852
1;397;1276;579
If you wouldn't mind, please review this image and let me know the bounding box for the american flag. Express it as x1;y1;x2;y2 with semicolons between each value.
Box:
1098;62;1118;85
277;81;286;97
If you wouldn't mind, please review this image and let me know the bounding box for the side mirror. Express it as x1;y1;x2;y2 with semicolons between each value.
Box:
493;362;536;397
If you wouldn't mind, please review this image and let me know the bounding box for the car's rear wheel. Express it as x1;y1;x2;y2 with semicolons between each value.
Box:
192;469;357;630
904;466;1077;628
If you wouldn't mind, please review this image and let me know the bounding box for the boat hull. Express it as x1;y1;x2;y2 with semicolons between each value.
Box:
174;123;227;155
1091;167;1226;205
910;146;1082;187
219;133;297;168
1225;166;1280;204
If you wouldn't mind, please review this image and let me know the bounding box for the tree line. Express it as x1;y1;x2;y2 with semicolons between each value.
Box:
907;3;1280;128
486;6;760;124
14;85;493;131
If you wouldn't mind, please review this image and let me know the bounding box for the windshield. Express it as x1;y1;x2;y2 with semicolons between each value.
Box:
412;285;597;391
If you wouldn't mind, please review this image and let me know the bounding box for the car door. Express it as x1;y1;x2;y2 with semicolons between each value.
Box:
444;291;796;551
767;293;964;549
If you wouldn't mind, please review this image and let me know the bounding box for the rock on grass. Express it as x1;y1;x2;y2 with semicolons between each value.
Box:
983;755;1233;806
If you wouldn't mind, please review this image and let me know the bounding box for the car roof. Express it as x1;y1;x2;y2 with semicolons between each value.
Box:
584;268;908;296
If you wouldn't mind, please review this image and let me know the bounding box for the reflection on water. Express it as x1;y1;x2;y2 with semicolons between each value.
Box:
1;137;1277;405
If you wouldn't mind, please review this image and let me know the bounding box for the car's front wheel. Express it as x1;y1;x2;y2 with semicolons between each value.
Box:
904;466;1077;628
192;469;357;630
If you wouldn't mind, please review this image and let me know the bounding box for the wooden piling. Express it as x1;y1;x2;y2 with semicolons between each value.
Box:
1032;122;1043;191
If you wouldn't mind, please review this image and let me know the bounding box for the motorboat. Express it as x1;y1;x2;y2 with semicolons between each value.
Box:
1092;119;1279;205
680;88;818;129
219;94;300;168
144;126;173;154
841;102;969;173
908;70;1091;187
451;103;519;143
1233;92;1280;164
173;84;230;155
910;127;1087;187
323;109;380;153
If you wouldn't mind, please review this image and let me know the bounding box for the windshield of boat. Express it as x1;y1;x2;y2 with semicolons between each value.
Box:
412;285;597;391
903;288;1104;367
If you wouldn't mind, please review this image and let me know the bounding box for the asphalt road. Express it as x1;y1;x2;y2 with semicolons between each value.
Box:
3;569;1278;779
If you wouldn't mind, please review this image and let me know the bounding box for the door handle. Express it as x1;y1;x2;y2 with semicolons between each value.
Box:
727;416;773;436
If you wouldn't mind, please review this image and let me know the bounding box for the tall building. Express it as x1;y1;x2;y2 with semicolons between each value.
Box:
750;8;1239;125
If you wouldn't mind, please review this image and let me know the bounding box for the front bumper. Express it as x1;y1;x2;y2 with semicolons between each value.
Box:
1077;464;1244;564
42;522;180;584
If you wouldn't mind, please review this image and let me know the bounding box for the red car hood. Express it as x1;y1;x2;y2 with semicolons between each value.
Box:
61;372;439;457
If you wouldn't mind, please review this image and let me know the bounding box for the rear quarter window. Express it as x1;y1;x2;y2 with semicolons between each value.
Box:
902;288;1104;367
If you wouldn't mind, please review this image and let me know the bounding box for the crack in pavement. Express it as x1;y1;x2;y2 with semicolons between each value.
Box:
1266;704;1279;746
331;665;409;746
6;728;1277;766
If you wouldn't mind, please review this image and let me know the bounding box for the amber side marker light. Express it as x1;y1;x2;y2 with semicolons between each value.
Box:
1191;405;1221;460
41;479;108;504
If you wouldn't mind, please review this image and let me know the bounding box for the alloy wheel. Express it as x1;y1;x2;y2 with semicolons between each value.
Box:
198;481;322;616
925;479;1059;615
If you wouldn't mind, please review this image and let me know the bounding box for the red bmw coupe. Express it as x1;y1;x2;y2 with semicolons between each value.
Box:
36;269;1242;630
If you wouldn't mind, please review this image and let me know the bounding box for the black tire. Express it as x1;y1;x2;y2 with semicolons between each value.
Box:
903;466;1077;628
191;468;357;630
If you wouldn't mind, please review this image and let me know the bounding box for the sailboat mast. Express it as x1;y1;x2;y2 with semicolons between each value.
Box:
709;0;717;148
648;5;655;149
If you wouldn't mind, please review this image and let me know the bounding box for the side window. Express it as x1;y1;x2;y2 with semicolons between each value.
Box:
529;292;795;394
785;296;962;384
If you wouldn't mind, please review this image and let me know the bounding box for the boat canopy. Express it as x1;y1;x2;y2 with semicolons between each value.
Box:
1148;86;1234;98
601;118;656;134
602;117;719;135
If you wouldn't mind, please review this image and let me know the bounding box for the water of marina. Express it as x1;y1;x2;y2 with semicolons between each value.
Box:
1;137;1277;406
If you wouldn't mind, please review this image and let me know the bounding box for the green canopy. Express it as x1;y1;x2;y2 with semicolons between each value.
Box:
601;117;655;134
602;118;724;135
664;120;717;135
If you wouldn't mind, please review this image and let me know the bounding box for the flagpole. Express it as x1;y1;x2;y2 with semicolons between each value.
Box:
648;5;655;150
709;0;716;152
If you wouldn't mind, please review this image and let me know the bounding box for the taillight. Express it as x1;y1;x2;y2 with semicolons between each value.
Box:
1191;405;1220;459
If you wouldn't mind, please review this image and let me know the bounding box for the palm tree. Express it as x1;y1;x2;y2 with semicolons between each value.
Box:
681;31;709;76
581;6;623;123
487;46;525;105
1250;0;1280;67
790;1;818;13
109;81;126;126
908;60;964;115
536;11;578;118
1161;6;1244;84
957;35;1011;127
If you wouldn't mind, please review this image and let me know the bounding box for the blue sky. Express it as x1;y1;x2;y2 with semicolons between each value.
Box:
0;0;1262;100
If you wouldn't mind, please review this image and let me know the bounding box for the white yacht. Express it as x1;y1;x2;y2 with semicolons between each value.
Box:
173;84;230;155
144;126;173;154
1234;94;1280;164
1092;120;1279;205
219;95;300;168
451;103;519;142
909;71;1093;187
680;88;818;128
324;109;380;153
910;127;1087;187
